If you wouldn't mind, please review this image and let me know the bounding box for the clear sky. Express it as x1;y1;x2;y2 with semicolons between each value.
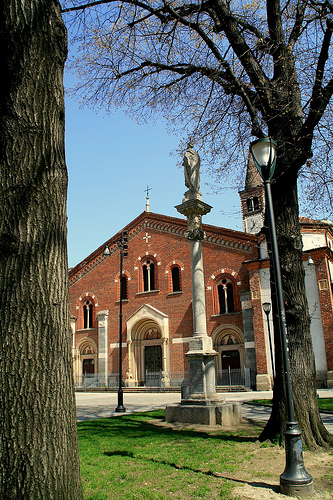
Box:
64;72;244;268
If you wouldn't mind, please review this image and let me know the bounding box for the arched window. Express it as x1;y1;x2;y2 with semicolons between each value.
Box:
121;275;128;300
83;300;93;329
143;259;155;292
171;266;181;292
217;279;234;314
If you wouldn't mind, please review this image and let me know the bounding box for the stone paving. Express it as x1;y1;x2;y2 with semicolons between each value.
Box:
76;389;333;433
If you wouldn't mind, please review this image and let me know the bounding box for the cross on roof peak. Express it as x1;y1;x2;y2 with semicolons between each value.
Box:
145;185;152;212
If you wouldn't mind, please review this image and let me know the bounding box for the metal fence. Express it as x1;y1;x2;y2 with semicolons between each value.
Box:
75;368;251;390
216;367;251;388
145;371;162;388
75;374;117;389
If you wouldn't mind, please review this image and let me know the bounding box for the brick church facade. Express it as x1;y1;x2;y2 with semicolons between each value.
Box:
69;159;333;391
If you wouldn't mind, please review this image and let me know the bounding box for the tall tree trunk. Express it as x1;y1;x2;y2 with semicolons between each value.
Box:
0;1;83;497
260;172;333;449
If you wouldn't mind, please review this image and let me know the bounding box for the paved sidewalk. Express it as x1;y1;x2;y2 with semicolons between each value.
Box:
76;391;183;421
75;389;333;433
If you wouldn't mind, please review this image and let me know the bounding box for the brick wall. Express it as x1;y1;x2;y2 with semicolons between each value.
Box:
69;212;258;382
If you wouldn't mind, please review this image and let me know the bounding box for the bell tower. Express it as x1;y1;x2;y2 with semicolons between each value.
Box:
239;151;265;234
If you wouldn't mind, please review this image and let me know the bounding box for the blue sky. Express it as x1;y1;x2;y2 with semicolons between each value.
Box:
64;72;243;268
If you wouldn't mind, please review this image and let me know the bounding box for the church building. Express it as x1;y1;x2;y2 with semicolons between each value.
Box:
69;157;333;391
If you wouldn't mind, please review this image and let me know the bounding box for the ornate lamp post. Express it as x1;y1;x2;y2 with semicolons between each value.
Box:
250;138;313;497
104;230;129;413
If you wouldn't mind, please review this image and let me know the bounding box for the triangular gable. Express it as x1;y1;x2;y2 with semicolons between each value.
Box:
126;303;169;331
69;210;257;286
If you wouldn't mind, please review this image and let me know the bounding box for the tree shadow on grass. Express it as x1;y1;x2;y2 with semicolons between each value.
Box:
243;417;266;428
104;451;134;458
78;414;259;444
103;450;280;493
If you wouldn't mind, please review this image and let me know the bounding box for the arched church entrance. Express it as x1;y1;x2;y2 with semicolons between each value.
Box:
131;324;163;387
74;338;98;388
125;304;170;388
211;326;245;387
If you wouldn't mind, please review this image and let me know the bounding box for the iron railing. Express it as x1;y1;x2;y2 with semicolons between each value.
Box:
216;367;251;388
75;368;252;390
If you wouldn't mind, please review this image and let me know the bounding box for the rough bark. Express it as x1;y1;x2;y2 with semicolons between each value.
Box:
0;0;83;497
259;171;333;449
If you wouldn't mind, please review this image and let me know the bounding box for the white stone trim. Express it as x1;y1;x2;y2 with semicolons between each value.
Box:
172;337;193;344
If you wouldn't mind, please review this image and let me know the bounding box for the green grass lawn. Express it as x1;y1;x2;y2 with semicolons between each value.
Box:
78;410;260;499
248;398;333;411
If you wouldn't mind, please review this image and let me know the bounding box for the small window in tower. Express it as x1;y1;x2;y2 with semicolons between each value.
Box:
246;198;253;212
253;197;259;210
171;266;181;292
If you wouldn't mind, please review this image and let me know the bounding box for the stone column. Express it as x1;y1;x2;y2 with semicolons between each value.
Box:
125;340;135;387
191;239;207;335
70;318;77;384
174;199;219;402
161;338;171;388
239;291;257;389
97;310;109;387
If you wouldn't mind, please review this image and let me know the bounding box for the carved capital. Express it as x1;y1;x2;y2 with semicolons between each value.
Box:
185;228;206;241
175;199;211;241
175;198;212;218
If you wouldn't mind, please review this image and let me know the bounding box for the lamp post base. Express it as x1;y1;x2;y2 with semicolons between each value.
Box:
115;406;126;413
280;481;314;498
280;422;313;497
115;389;126;413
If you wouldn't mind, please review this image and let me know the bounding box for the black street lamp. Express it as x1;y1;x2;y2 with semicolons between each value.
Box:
262;302;275;379
250;138;313;497
104;230;129;413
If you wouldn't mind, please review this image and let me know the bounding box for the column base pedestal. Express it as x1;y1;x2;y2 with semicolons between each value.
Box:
165;342;242;427
165;400;242;427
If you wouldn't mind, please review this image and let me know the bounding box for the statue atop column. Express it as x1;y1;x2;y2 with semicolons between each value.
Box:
183;143;202;201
